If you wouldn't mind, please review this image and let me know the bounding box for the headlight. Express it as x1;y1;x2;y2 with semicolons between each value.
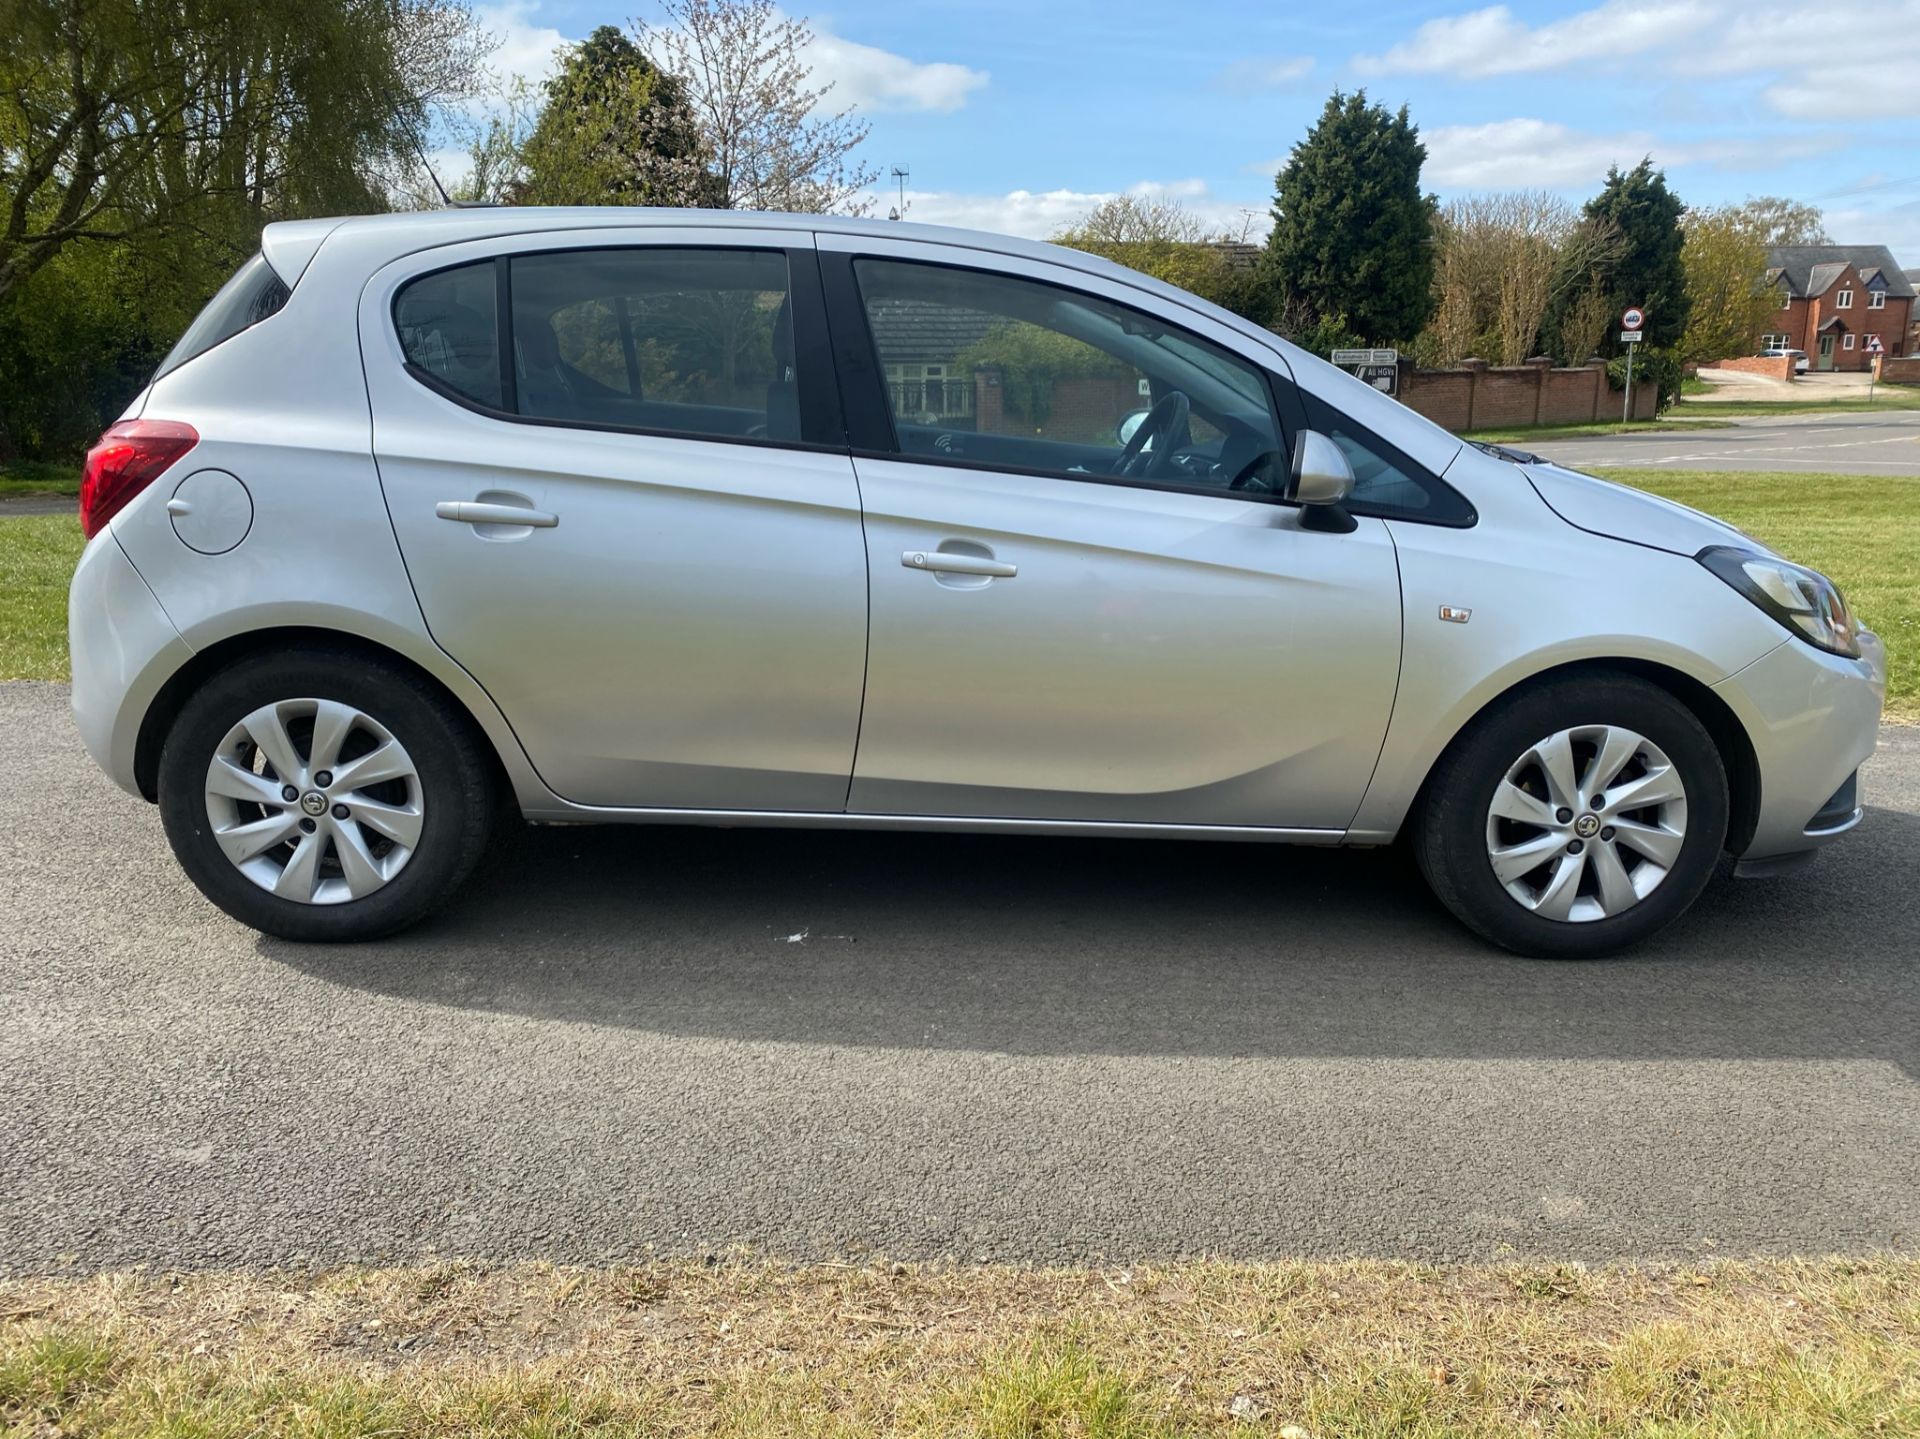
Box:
1698;546;1861;658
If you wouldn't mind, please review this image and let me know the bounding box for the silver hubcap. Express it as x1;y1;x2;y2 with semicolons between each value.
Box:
204;699;425;905
1485;724;1688;923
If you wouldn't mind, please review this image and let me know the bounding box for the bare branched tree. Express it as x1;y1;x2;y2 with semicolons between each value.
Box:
1063;194;1216;246
643;0;876;214
1427;194;1625;366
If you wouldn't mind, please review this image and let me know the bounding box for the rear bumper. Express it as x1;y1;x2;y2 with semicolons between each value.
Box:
1712;628;1886;862
68;534;192;798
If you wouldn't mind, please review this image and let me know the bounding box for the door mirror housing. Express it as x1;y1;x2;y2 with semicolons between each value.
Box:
1290;430;1358;532
1115;408;1151;446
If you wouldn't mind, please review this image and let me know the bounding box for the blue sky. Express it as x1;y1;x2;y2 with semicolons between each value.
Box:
474;0;1920;262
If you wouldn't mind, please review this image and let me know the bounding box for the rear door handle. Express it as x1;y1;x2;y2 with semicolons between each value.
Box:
902;549;1016;578
435;501;558;528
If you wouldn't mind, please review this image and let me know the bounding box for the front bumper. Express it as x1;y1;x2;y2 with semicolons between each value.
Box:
69;534;192;798
1712;627;1887;861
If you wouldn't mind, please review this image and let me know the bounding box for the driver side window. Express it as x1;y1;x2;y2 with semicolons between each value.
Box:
852;259;1284;494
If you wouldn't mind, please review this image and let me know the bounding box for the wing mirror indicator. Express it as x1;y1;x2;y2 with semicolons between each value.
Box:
1290;430;1358;533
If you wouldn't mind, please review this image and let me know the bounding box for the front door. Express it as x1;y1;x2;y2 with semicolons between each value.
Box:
363;235;869;811
1818;332;1837;370
830;249;1403;831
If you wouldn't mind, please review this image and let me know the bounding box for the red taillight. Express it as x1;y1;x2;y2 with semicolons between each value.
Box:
79;420;199;538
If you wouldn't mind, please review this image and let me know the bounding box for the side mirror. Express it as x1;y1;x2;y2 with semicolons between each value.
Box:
1290;430;1358;532
1115;408;1151;446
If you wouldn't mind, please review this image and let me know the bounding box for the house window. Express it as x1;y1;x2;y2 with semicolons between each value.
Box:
1781;289;1793;310
1835;288;1853;309
1868;289;1886;309
1843;334;1855;350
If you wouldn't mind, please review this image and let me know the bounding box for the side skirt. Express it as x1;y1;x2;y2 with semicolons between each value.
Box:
519;804;1345;845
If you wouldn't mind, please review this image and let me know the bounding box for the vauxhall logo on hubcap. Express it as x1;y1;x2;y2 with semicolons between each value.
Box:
299;791;328;817
1574;813;1601;839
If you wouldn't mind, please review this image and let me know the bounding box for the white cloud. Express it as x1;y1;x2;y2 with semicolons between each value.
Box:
1422;118;1839;190
476;1;568;95
1355;1;1715;78
1825;199;1920;266
875;181;1266;241
1211;56;1314;94
805;28;987;113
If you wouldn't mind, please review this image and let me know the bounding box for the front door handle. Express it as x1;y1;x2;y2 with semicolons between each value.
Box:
435;500;559;528
902;549;1016;578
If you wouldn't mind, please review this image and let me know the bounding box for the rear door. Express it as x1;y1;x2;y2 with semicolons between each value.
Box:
361;229;869;812
820;237;1405;831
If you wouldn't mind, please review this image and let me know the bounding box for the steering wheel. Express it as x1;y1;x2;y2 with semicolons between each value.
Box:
1113;390;1189;479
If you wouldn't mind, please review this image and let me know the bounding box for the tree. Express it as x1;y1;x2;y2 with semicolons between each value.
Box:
0;0;489;309
1053;195;1270;320
1732;195;1828;247
643;0;875;214
518;25;720;207
1424;192;1623;366
1679;205;1775;368
1542;159;1689;358
1261;90;1436;346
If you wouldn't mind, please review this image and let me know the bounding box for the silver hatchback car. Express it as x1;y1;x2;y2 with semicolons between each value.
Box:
69;209;1886;957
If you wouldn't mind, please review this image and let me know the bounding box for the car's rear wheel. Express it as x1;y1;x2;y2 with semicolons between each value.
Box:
1414;673;1729;958
157;649;495;942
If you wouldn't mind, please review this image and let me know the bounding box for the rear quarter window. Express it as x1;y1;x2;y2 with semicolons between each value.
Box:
154;253;291;380
394;261;502;410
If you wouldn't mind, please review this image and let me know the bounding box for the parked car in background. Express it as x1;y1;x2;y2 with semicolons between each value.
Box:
1762;345;1810;373
68;210;1885;957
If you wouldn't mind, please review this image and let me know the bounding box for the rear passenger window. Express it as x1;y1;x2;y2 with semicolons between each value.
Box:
395;262;502;410
509;248;797;442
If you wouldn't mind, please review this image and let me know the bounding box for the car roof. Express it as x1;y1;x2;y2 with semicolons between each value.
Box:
264;206;1163;297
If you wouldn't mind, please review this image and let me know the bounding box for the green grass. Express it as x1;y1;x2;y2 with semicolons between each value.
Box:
0;460;81;497
0;513;84;680
1604;469;1915;720
1463;418;1733;443
4;1258;1919;1438
1673;388;1920;418
0;469;1908;717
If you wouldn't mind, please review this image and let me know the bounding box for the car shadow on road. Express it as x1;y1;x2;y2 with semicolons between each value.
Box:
263;805;1920;1069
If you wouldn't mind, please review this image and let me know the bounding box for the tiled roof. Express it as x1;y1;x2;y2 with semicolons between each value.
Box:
864;297;1005;364
1769;245;1917;299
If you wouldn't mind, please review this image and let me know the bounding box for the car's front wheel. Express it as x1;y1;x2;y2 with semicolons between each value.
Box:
157;648;496;942
1414;673;1729;958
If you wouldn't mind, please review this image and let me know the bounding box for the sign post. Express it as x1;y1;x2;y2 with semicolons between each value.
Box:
1619;307;1646;423
1330;347;1400;396
1866;333;1884;401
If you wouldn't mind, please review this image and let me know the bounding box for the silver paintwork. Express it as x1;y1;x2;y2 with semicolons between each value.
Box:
206;699;424;903
1486;725;1687;922
66;206;1888;928
1290;429;1356;506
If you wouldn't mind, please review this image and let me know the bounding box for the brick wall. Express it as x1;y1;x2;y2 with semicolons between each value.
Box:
1715;355;1797;381
1398;359;1655;429
1875;355;1920;384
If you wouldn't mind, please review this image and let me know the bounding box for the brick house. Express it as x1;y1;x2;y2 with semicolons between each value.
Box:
1758;245;1914;371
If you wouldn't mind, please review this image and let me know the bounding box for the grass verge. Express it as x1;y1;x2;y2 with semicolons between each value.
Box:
1463;418;1734;442
1673;389;1920;418
0;514;85;680
4;1258;1918;1437
1604;469;1914;721
0;460;81;497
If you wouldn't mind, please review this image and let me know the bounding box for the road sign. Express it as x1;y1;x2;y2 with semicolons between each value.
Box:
1354;364;1399;395
1866;334;1884;354
1621;306;1646;331
1330;348;1398;367
1619;329;1645;343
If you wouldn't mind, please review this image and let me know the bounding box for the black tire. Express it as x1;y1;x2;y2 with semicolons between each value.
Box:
157;647;496;942
1414;672;1729;959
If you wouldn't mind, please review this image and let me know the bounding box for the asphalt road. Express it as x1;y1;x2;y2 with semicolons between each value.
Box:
3;681;1917;1275
1525;409;1920;475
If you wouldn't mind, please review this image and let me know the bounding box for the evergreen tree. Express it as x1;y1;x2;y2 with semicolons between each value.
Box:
518;26;722;207
1544;159;1690;357
1262;91;1436;347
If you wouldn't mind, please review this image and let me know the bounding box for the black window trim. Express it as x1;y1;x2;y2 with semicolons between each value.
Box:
817;249;1475;527
389;242;849;456
153;251;294;383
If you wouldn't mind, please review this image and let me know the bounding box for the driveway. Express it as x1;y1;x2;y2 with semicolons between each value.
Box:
1526;408;1920;475
2;682;1916;1274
